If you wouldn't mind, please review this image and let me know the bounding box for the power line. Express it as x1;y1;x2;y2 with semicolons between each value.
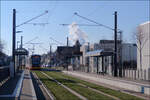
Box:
23;37;39;45
60;24;101;26
27;42;43;55
25;23;49;26
39;45;49;51
49;36;65;46
74;12;114;31
16;10;48;27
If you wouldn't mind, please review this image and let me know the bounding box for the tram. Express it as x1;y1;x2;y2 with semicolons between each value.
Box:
30;54;41;70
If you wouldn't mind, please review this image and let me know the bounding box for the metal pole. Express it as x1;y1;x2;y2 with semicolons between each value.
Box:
50;45;52;67
129;45;131;69
97;57;99;74
87;42;90;72
12;9;16;76
17;41;19;49
67;37;69;46
33;44;35;55
21;36;23;48
119;31;123;77
114;11;118;77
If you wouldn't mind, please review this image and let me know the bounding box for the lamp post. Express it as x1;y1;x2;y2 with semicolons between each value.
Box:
114;11;118;77
12;9;48;76
12;9;23;76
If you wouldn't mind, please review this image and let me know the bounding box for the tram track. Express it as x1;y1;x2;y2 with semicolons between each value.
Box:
40;71;87;100
33;70;145;100
43;71;117;100
32;72;55;100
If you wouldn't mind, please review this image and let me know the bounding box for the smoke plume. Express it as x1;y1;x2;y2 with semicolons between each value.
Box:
68;22;88;45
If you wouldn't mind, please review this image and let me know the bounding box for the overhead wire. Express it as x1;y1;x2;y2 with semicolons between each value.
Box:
74;12;114;31
60;24;104;26
23;36;39;45
49;36;65;46
39;45;49;52
16;11;48;27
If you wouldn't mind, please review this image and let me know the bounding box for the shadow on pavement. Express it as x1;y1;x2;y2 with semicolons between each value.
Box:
30;72;46;100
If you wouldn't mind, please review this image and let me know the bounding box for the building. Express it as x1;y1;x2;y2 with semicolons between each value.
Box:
80;40;137;77
56;40;82;69
137;21;150;70
121;43;137;69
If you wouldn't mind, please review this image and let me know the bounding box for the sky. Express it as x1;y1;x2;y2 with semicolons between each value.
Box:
0;0;149;55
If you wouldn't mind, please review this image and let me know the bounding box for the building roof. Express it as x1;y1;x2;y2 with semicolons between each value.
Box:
56;45;82;58
0;51;6;58
15;48;28;55
140;21;150;26
85;49;113;57
99;40;121;44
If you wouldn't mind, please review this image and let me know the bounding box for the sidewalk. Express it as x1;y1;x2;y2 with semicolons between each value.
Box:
71;71;150;86
19;69;37;100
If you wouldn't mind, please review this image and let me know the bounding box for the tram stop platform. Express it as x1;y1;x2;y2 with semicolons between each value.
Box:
0;69;37;100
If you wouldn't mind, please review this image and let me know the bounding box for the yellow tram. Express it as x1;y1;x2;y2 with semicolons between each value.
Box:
30;55;41;70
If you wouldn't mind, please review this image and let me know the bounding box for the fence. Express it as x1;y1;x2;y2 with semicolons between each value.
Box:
0;66;10;84
69;64;150;81
68;64;88;72
123;69;150;81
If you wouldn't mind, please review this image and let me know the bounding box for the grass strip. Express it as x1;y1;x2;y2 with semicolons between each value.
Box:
46;71;144;100
45;71;114;100
34;71;81;100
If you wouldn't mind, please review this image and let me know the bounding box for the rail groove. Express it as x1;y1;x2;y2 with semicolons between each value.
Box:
33;72;55;100
78;83;120;100
41;71;87;100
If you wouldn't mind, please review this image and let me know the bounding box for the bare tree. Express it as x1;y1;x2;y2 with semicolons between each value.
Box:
0;40;4;52
134;26;148;70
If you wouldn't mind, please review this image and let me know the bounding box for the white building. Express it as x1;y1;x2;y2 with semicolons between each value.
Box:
137;21;150;70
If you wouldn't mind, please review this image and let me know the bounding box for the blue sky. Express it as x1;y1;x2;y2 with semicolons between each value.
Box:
0;1;149;55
